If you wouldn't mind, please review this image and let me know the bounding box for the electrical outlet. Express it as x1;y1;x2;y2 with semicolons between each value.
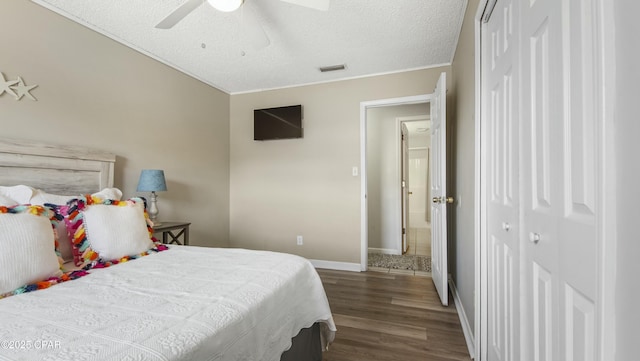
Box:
296;235;303;245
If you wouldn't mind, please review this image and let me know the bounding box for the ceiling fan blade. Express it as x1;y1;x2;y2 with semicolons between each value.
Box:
279;0;330;11
239;4;270;50
155;0;205;29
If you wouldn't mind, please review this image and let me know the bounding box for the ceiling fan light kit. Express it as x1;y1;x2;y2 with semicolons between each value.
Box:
207;0;244;12
156;0;329;30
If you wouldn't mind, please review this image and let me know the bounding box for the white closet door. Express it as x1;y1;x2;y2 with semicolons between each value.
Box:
481;0;607;359
483;0;520;360
520;0;602;360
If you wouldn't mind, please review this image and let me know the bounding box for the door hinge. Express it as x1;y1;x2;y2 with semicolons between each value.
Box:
402;228;406;235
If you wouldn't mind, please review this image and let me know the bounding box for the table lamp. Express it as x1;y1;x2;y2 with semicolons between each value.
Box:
136;169;167;226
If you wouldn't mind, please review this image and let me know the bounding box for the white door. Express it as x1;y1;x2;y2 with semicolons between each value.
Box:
480;0;604;359
401;123;410;254
482;0;520;359
430;72;448;306
520;0;600;359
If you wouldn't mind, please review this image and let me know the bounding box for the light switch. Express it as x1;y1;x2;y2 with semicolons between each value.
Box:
352;166;359;176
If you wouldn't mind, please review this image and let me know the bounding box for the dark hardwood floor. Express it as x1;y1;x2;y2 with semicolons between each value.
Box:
318;269;472;361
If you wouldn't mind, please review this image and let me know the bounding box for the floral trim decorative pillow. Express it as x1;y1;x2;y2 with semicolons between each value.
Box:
32;188;124;263
0;205;63;296
66;196;167;269
46;204;74;263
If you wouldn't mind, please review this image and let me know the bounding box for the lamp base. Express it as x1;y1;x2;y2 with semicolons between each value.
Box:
148;191;161;227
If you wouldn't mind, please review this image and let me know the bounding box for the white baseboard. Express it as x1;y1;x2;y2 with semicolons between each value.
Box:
310;259;361;272
449;276;476;359
368;247;400;255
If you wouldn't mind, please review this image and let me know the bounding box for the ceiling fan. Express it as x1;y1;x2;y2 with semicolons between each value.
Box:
156;0;330;31
155;0;329;51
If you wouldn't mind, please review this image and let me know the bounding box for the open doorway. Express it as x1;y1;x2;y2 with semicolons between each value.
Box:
362;99;431;273
360;72;448;304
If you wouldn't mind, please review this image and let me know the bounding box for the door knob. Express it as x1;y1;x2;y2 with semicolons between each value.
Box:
502;222;510;232
408;191;413;195
445;196;454;204
529;232;541;244
432;196;454;204
432;197;440;203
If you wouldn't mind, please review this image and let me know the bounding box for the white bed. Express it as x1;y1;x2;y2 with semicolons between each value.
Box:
0;138;336;361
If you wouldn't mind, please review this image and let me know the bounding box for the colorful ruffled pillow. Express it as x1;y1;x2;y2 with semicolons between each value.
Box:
0;205;63;296
46;204;74;264
32;188;123;263
65;196;167;269
29;188;122;262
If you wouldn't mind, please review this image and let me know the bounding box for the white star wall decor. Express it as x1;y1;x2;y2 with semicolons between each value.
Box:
0;72;18;98
11;77;38;101
1;71;38;101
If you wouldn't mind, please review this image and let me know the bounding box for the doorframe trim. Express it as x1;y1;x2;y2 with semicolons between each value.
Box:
598;2;617;359
360;95;431;271
475;1;489;360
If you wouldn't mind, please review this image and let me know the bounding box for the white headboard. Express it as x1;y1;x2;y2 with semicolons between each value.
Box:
0;138;116;195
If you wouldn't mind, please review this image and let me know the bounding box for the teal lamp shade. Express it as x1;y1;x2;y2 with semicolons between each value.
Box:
136;170;167;225
136;170;167;192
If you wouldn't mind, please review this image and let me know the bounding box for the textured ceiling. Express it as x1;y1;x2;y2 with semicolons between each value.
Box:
32;0;467;94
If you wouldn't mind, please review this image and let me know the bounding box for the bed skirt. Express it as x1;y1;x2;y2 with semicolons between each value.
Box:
281;323;322;361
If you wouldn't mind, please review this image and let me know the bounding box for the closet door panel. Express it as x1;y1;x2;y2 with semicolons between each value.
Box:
521;0;602;360
483;0;520;359
557;1;603;358
520;0;564;359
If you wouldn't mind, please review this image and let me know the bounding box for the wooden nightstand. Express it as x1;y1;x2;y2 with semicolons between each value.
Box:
153;222;191;245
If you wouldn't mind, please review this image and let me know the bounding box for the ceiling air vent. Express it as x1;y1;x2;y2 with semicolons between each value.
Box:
319;64;346;72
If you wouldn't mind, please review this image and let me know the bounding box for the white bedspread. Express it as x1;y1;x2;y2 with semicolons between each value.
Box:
0;246;336;361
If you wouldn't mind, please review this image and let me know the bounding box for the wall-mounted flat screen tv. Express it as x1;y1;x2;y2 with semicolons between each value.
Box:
254;105;303;141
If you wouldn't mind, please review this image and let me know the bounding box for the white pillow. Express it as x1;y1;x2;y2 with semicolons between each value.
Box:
0;208;62;295
82;201;154;261
92;188;123;201
0;185;34;204
30;187;123;206
0;194;18;207
30;188;123;263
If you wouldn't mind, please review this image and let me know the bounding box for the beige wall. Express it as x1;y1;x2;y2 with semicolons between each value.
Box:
451;0;480;335
0;1;230;247
230;67;450;264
